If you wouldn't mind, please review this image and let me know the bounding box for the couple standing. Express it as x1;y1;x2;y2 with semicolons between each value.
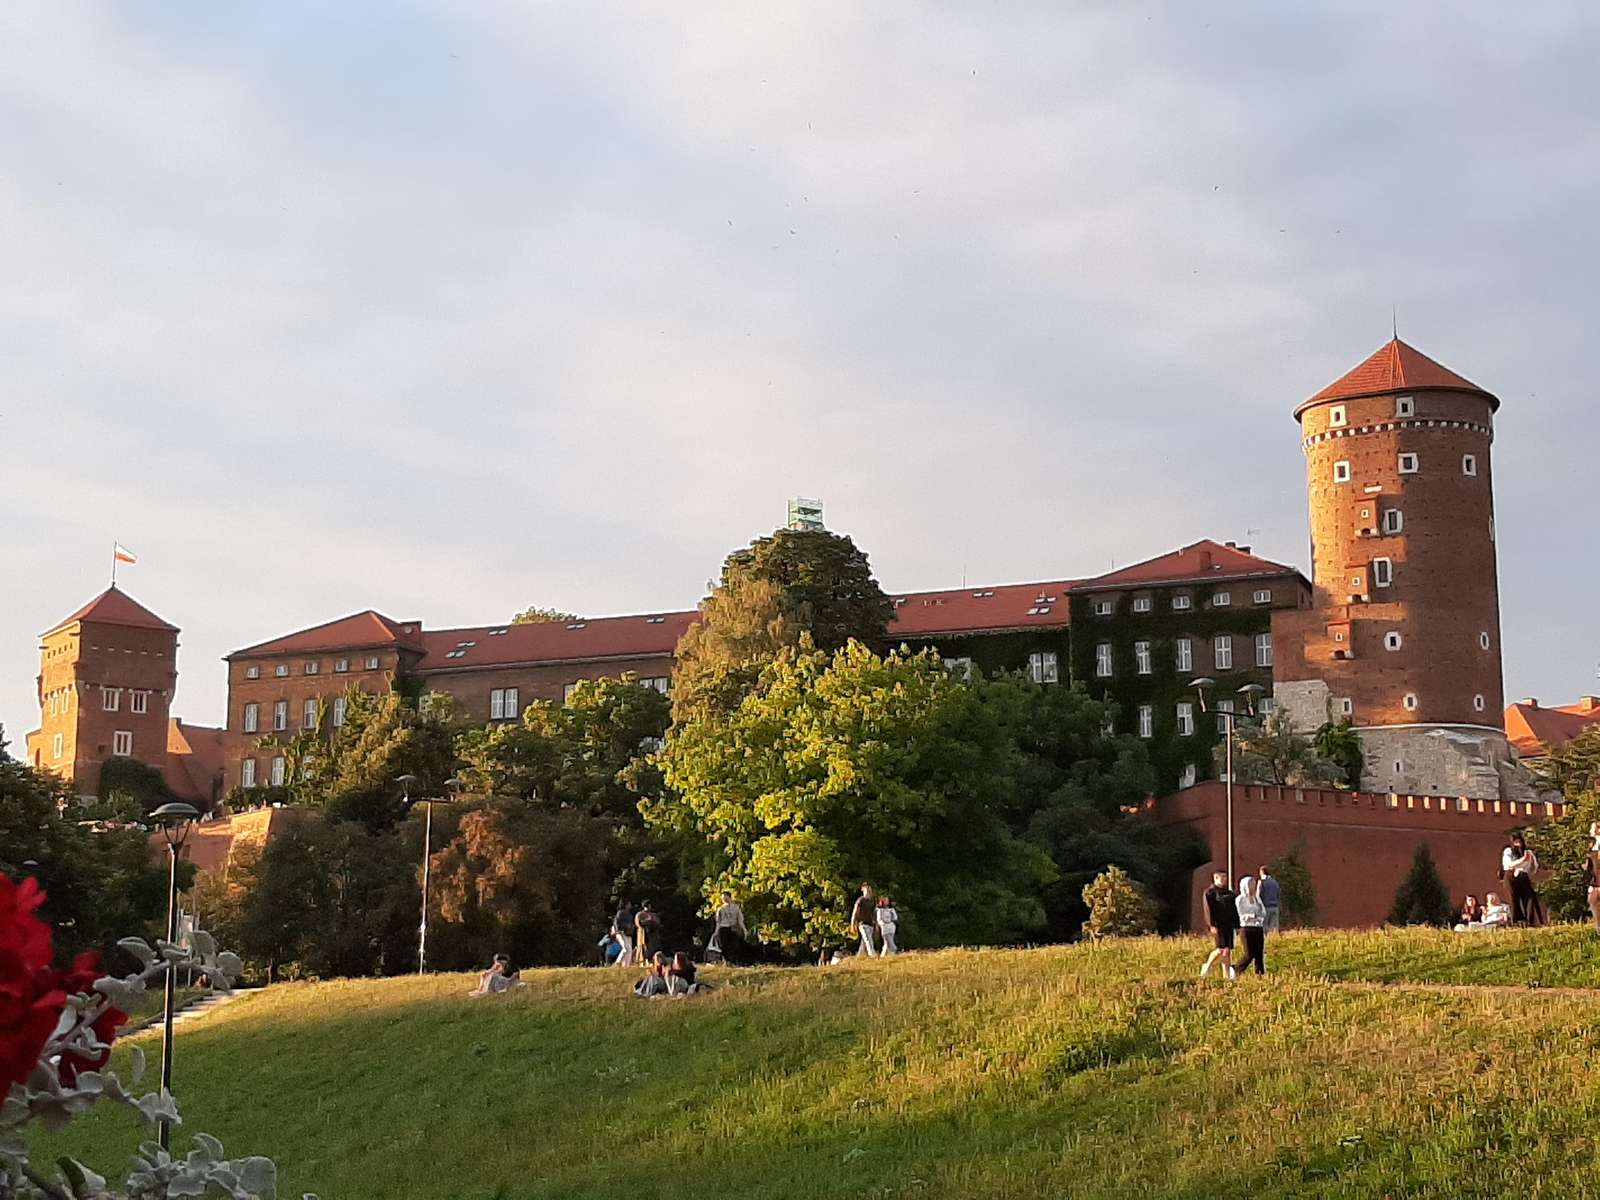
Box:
1200;867;1281;978
849;883;900;956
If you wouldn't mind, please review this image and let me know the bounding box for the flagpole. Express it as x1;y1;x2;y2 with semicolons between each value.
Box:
112;541;118;587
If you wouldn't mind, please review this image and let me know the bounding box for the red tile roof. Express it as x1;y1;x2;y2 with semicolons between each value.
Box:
416;612;698;672
1075;540;1301;590
887;580;1079;638
227;611;425;659
44;586;178;637
1298;337;1497;416
164;720;227;810
1504;698;1600;757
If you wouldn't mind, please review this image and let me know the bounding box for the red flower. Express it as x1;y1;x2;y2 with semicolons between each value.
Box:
47;952;128;1086
0;876;65;1094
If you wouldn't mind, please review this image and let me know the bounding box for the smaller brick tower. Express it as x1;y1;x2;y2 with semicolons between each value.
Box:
25;587;180;797
1273;338;1517;799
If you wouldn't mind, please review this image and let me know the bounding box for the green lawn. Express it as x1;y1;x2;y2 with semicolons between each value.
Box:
35;926;1600;1199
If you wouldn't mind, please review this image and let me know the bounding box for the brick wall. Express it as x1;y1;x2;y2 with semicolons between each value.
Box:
416;654;673;723
1151;781;1563;928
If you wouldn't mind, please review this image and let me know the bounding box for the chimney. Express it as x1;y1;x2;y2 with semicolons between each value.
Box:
1225;541;1236;548
1580;696;1600;713
1523;698;1539;709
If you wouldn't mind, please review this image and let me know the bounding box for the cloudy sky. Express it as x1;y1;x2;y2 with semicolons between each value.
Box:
2;2;1595;743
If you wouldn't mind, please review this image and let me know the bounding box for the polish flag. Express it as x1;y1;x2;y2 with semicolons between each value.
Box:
113;543;138;565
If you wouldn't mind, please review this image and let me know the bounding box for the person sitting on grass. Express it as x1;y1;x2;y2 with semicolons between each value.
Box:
1452;894;1484;931
1478;892;1511;929
666;952;710;996
470;954;523;996
634;952;669;998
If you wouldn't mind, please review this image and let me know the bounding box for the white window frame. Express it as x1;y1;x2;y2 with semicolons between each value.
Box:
130;690;149;715
1462;453;1477;477
1334;697;1353;717
273;700;288;732
1176;637;1193;673
1092;599;1114;617
1176;702;1195;737
1179;763;1198;788
270;756;286;787
274;664;289;678
303;698;318;729
52;733;63;761
1381;508;1403;535
101;686;120;712
243;703;259;734
1132;596;1152;613
1216;698;1234;735
1395;395;1415;417
305;661;320;675
1029;651;1059;685
1213;635;1233;671
1172;594;1192;611
1372;557;1394;588
365;656;380;671
1137;705;1153;739
112;730;132;757
1253;589;1272;605
1211;591;1231;608
1329;404;1347;428
1255;632;1273;667
1134;641;1151;675
1398;452;1419;474
945;657;973;681
335;658;349;673
1095;643;1113;678
563;683;578;703
1473;694;1486;712
245;666;260;680
332;696;347;728
241;759;257;788
490;688;506;720
1403;692;1419;712
1333;460;1351;483
1479;631;1491;650
1384;631;1403;651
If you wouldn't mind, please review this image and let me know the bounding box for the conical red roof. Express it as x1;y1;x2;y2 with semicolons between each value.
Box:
1297;338;1497;417
43;586;178;636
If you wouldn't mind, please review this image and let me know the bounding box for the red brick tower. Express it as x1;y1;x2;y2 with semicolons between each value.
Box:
1273;338;1512;798
24;587;180;797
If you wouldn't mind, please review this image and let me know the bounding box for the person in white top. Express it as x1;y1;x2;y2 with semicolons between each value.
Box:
875;895;901;956
1479;892;1511;929
1232;876;1268;976
1500;834;1545;926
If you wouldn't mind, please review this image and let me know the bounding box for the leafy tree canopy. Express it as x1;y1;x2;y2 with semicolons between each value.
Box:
1081;865;1158;939
1264;843;1318;926
1222;713;1347;788
512;606;580;625
1388;842;1454;926
97;756;181;815
1313;719;1365;789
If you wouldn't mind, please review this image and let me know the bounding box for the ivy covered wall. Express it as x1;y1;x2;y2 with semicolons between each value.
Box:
892;628;1073;681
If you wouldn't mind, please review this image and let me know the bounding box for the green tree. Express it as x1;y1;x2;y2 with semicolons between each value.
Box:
671;529;894;722
1081;866;1158;939
1264;843;1318;926
319;688;460;829
96;757;181;814
1223;714;1346;787
1387;843;1454;926
1314;719;1365;789
511;606;580;625
1524;726;1600;921
650;642;1053;949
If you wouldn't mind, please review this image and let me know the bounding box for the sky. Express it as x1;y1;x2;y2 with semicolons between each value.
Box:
2;2;1597;745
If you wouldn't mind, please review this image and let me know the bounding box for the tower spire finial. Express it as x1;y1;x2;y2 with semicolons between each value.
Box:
1392;305;1398;341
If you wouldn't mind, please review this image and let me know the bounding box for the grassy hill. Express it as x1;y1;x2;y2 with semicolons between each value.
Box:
35;927;1600;1199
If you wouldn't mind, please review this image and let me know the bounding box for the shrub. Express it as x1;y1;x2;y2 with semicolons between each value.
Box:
1265;843;1318;927
1388;843;1454;927
1081;866;1158;939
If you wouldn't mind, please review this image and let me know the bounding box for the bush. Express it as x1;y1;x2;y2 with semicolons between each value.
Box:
1081;866;1158;939
1388;843;1454;927
1265;843;1318;927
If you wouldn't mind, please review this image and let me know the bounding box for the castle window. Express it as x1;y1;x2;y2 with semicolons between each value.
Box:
1029;651;1059;684
1384;631;1403;652
1403;693;1419;711
273;701;288;732
1462;454;1477;476
1334;697;1353;717
365;656;380;670
1176;637;1193;673
1095;643;1113;678
241;759;257;788
270;757;286;787
945;658;973;681
1479;631;1491;650
52;734;63;761
1253;589;1272;605
1474;694;1486;712
243;703;259;733
333;697;347;727
1172;594;1192;611
275;664;289;678
563;683;578;704
1371;557;1393;588
1092;599;1114;617
112;731;132;757
1176;702;1195;737
303;699;318;730
1212;591;1232;607
101;686;120;712
1255;632;1273;667
1329;405;1347;428
1135;641;1152;675
305;661;320;675
1333;460;1351;483
245;666;260;680
490;687;522;719
1132;596;1152;613
1381;509;1403;535
1396;395;1415;417
1398;452;1419;474
335;658;349;673
1215;698;1234;734
644;677;670;694
1138;705;1153;739
1214;635;1233;671
130;690;149;715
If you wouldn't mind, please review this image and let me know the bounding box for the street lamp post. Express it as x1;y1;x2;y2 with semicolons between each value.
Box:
149;802;199;1152
1190;681;1264;886
399;775;460;975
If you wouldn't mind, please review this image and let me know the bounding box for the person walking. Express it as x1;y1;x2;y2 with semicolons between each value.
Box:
611;900;636;967
635;901;662;961
875;895;901;956
1199;872;1237;979
1232;876;1267;976
1584;823;1600;934
850;884;879;957
1501;834;1545;926
711;891;748;965
1257;865;1282;932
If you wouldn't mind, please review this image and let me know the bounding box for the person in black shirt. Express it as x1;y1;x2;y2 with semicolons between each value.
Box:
1199;872;1238;980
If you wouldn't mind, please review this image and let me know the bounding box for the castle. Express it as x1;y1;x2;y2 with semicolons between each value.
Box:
23;337;1552;923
